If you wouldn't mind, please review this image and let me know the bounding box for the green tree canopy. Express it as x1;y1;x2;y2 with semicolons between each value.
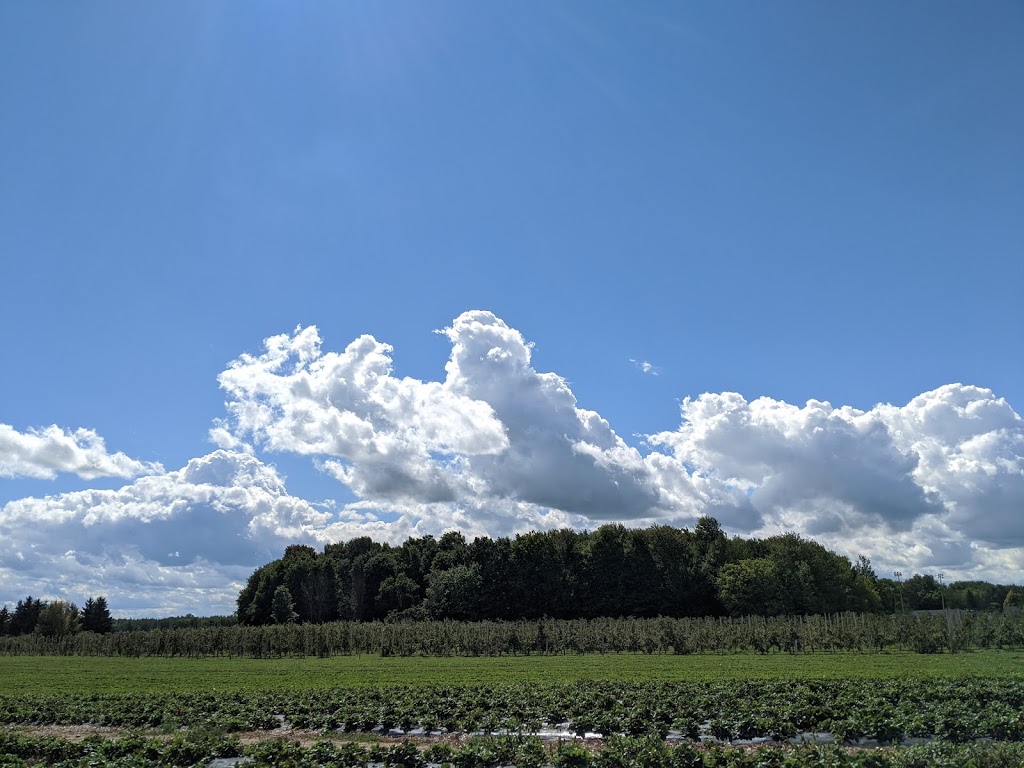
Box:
1005;588;1024;612
35;601;80;638
425;564;482;620
716;558;784;617
271;585;299;624
235;522;1022;625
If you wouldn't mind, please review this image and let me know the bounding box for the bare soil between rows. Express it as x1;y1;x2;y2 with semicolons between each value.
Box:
1;723;592;750
0;724;919;758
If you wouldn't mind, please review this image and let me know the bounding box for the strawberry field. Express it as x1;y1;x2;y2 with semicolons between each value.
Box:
3;651;1024;765
2;678;1024;743
4;730;1024;767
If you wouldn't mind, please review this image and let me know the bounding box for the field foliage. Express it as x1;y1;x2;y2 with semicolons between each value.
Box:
4;678;1024;742
3;651;1024;766
2;650;1022;695
4;731;1024;767
2;611;1022;659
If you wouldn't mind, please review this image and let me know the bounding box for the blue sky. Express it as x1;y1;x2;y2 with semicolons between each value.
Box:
1;2;1022;615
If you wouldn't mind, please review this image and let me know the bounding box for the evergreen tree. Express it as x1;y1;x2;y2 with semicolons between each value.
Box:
81;596;114;634
0;605;10;635
10;596;45;636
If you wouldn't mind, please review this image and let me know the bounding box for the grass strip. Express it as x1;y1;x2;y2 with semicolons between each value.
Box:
1;649;1021;695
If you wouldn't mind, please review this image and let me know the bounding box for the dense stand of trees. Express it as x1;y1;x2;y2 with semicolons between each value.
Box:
3;521;1018;646
877;575;1019;613
111;615;237;633
0;596;112;638
0;603;236;637
235;518;1022;626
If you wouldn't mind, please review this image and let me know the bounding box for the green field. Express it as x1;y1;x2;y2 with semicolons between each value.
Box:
3;649;1021;695
4;651;1024;765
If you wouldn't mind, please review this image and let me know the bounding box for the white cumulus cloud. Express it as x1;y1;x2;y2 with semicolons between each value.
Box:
216;311;750;528
214;313;1024;583
216;324;509;504
4;313;1022;615
0;451;392;615
0;424;162;480
0;449;600;614
648;383;1024;581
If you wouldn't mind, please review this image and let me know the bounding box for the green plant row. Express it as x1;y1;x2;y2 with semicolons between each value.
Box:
2;612;1022;659
4;732;1024;768
3;679;1024;743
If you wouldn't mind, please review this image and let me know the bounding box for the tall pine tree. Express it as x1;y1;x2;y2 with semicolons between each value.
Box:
10;596;45;636
81;596;113;634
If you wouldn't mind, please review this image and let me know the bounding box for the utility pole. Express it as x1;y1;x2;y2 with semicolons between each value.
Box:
938;572;953;652
894;571;906;615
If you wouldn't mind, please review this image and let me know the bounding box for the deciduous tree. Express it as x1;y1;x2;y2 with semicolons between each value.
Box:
35;601;80;638
716;558;783;617
425;564;482;620
1005;588;1023;612
271;585;299;624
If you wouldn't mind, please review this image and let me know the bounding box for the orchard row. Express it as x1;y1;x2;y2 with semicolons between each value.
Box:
2;612;1022;658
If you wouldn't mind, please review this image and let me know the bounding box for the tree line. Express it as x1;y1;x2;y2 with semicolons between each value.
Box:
3;611;1023;658
110;615;237;632
0;596;112;638
236;518;1023;626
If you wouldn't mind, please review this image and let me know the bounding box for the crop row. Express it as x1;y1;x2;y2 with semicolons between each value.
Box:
4;731;1024;768
2;679;1023;744
3;612;1023;659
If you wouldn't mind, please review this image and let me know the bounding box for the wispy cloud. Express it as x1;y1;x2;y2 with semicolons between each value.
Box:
629;358;660;376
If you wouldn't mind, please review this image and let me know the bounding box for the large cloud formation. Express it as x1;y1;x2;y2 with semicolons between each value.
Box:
0;450;395;615
649;385;1024;578
2;311;1022;614
215;311;745;525
0;424;162;480
212;312;1023;580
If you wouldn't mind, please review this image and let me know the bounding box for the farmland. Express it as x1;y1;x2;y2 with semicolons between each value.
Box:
3;650;1024;766
1;649;1021;694
4;674;1024;738
4;610;1023;659
3;617;1023;764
